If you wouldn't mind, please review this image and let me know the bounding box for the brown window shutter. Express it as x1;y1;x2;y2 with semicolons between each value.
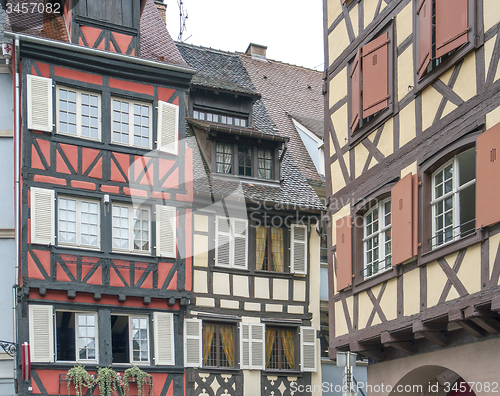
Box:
362;32;389;118
391;173;414;266
417;0;432;78
435;0;469;59
412;174;419;256
350;49;362;132
342;0;347;4
336;215;352;291
476;123;500;229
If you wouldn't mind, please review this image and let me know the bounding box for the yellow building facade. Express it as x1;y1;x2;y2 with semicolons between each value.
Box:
325;0;500;394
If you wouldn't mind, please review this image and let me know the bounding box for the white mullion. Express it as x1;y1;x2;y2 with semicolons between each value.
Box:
127;99;133;147
452;156;460;239
76;200;81;247
129;205;134;252
76;91;82;138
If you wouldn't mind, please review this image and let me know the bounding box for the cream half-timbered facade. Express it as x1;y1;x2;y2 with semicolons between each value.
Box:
177;43;324;396
325;0;500;393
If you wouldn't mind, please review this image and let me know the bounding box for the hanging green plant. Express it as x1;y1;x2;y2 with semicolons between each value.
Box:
122;366;152;396
96;367;120;396
66;365;95;396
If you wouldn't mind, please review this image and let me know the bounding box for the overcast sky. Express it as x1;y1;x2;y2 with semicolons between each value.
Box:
163;0;324;70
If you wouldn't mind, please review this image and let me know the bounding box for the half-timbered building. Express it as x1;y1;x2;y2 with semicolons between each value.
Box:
5;0;195;395
325;0;500;393
176;42;325;396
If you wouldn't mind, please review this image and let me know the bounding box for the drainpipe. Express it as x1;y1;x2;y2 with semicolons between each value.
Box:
13;34;20;386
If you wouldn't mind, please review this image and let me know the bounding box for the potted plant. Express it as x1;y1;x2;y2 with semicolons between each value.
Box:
122;366;152;396
66;365;95;396
96;367;120;396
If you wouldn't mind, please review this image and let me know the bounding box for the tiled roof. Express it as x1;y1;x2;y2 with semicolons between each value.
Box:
5;0;187;68
180;43;323;210
176;42;258;96
239;53;324;183
5;0;69;42
139;0;187;66
289;113;324;140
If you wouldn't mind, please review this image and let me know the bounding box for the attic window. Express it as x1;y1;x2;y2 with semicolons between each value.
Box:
193;109;247;127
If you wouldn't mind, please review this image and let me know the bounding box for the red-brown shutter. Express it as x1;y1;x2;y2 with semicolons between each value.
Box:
391;173;415;266
476;123;500;229
336;215;353;291
362;32;389;118
350;49;361;132
435;0;469;59
417;0;433;78
412;174;419;256
342;0;347;4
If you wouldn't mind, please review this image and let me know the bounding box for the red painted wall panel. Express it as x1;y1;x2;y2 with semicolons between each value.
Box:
54;66;103;85
109;78;154;96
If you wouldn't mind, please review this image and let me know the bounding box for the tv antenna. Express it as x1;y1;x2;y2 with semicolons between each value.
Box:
177;0;189;41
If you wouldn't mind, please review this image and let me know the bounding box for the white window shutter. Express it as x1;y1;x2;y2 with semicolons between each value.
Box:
29;305;54;363
184;318;202;367
27;75;53;132
250;323;265;370
31;187;55;245
232;218;248;269
240;323;250;369
300;326;317;372
156;205;176;258
157;100;179;155
291;224;307;274
153;312;175;365
215;217;231;267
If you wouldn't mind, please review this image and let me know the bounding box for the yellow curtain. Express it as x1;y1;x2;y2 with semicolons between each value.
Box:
271;228;284;272
265;328;276;368
281;329;295;369
202;324;215;365
220;326;234;367
256;226;268;270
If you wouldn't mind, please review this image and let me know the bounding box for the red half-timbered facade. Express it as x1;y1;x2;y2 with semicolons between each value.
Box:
6;0;195;395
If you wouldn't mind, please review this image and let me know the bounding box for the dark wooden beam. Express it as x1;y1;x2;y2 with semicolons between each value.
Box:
380;331;416;354
412;320;448;346
492;295;500;312
350;341;384;361
449;308;486;338
464;306;500;334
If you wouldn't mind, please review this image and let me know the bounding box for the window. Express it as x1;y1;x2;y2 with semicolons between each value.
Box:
416;0;473;80
56;311;98;363
363;199;392;278
257;149;273;179
193;109;247;127
431;149;475;248
111;315;149;364
266;327;295;370
57;87;101;140
58;197;100;249
112;204;151;253
215;216;248;269
256;226;285;272
29;305;175;365
202;323;235;368
350;25;393;133
238;146;252;176
216;142;233;174
112;98;152;149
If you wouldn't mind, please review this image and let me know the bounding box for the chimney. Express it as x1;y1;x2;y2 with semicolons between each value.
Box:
245;43;267;60
154;0;167;24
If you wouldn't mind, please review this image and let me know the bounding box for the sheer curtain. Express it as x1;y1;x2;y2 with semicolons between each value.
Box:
220;326;234;367
271;228;284;271
256;226;268;270
202;324;215;365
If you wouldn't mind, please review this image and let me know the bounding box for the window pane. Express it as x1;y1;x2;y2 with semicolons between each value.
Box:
202;324;216;366
113;206;129;250
458;148;476;186
216;143;232;174
238;146;252;176
257;149;273;179
111;316;129;363
56;311;76;361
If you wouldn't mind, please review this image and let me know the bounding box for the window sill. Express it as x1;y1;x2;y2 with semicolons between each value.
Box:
254;269;293;279
212;173;280;186
198;367;241;373
419;230;484;266
262;369;303;376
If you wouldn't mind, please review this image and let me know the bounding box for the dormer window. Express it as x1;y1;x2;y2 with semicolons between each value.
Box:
213;141;276;180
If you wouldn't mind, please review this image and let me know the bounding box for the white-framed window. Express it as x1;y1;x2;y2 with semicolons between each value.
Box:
363;198;392;278
58;197;100;249
431;149;476;248
57;87;101;140
112;98;152;149
215;216;248;269
111;314;150;364
55;310;98;363
112;204;151;254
